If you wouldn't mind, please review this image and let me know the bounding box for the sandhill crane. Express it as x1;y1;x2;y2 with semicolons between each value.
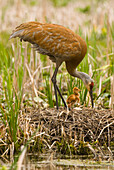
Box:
10;21;94;109
67;87;80;108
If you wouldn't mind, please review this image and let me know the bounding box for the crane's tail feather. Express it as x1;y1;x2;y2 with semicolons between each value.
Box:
9;22;41;43
9;28;33;43
9;22;52;56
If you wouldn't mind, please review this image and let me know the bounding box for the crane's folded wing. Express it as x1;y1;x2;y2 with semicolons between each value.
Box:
10;22;81;60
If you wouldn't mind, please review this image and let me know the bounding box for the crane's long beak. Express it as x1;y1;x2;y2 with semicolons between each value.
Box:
89;89;94;108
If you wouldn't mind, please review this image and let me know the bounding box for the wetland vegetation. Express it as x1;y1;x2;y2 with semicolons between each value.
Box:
0;0;114;169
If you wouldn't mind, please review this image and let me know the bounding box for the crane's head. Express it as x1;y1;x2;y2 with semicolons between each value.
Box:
81;73;94;108
73;87;81;94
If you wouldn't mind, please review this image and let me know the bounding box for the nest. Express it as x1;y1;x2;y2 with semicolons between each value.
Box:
20;106;114;161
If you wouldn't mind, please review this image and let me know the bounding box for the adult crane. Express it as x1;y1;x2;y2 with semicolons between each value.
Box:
10;21;94;109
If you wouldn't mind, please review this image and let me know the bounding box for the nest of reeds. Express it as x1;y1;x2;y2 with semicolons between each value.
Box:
19;106;114;161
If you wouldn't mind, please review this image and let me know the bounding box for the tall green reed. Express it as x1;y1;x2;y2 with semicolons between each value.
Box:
45;75;54;107
0;42;24;148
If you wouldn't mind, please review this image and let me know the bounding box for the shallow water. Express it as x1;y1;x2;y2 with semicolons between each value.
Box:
27;160;113;170
2;153;113;170
24;152;114;170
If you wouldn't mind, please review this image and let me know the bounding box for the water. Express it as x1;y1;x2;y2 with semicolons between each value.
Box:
24;152;114;170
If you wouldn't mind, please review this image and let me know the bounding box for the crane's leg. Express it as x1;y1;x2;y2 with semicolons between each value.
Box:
51;67;59;109
56;86;67;108
51;67;67;109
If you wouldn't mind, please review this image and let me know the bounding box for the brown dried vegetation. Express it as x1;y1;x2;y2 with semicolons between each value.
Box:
16;106;114;160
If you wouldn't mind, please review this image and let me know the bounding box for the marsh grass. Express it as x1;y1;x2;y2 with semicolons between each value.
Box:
45;75;54;107
0;41;24;148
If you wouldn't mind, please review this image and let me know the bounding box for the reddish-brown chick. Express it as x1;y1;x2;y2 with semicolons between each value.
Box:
66;87;81;108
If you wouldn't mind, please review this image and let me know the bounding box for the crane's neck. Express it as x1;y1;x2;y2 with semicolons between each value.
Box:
65;60;89;85
65;35;87;81
71;70;88;83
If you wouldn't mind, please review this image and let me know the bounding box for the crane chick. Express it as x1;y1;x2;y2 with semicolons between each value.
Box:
67;87;81;108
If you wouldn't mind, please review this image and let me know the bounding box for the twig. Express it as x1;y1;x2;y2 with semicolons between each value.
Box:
110;75;114;109
1;147;9;157
107;120;110;148
25;63;46;97
107;146;113;161
10;142;14;162
97;121;114;140
33;132;45;138
86;143;97;159
42;139;56;149
26;63;38;98
17;145;27;170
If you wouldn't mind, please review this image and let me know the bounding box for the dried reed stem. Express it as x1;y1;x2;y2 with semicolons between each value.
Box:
17;145;27;170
